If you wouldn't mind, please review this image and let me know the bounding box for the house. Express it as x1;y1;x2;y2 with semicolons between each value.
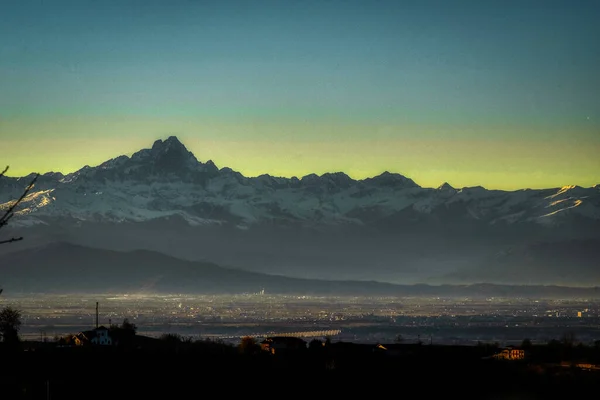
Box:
72;332;90;346
492;346;525;360
260;336;307;355
66;326;113;346
90;326;113;346
57;331;91;347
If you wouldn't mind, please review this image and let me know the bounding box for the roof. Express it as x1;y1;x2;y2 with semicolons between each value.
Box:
75;332;90;340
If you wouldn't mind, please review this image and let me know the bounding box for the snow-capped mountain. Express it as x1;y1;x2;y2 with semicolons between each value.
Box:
1;136;599;285
2;136;598;228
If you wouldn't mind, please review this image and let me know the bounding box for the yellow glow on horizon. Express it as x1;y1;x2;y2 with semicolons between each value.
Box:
1;116;599;191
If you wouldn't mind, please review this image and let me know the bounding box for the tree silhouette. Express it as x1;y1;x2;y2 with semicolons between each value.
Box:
521;338;533;349
308;338;323;350
160;333;183;342
0;166;39;245
238;336;260;355
120;318;137;334
110;318;138;348
0;306;22;344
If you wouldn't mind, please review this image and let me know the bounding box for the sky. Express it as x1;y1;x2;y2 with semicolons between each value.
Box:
1;0;599;190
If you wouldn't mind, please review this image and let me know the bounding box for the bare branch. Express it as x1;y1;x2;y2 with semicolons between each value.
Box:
0;237;23;245
0;173;39;228
1;168;40;245
0;212;14;227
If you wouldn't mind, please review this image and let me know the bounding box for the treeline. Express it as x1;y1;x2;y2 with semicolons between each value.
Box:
2;332;600;399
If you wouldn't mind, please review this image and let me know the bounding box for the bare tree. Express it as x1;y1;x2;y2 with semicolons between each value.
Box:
0;165;39;245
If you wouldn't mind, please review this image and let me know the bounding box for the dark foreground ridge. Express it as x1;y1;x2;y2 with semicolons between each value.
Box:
2;334;600;400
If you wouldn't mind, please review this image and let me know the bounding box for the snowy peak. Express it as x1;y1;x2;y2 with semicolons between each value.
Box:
252;174;292;189
150;136;190;156
300;173;320;184
3;136;600;230
134;135;199;172
54;136;213;184
42;172;65;179
98;155;128;170
437;182;455;191
361;171;419;189
320;172;354;188
97;135;222;181
296;172;355;192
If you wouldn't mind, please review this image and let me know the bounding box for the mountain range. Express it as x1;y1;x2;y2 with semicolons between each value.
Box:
1;241;598;298
1;136;599;287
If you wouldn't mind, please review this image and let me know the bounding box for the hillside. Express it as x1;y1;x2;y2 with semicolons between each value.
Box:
0;242;598;298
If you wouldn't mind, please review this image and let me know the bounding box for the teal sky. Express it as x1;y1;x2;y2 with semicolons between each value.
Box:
1;0;599;189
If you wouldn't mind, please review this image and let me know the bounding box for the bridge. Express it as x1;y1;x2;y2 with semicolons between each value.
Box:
212;329;342;340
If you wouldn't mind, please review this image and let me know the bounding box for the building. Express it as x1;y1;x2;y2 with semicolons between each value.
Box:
492;347;525;360
65;302;114;346
71;332;90;346
64;326;113;347
260;336;307;355
90;326;113;346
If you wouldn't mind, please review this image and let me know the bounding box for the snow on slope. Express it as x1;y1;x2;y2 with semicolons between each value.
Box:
1;136;599;229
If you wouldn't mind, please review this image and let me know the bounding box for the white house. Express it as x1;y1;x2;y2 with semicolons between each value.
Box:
90;326;113;346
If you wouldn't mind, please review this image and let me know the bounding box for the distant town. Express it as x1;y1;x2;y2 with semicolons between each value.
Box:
4;292;599;346
2;293;600;399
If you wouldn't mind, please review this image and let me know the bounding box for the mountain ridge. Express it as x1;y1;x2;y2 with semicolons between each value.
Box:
1;242;598;298
6;136;595;191
1;136;599;286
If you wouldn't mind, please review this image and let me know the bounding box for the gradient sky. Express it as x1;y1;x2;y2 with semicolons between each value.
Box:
1;0;599;190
